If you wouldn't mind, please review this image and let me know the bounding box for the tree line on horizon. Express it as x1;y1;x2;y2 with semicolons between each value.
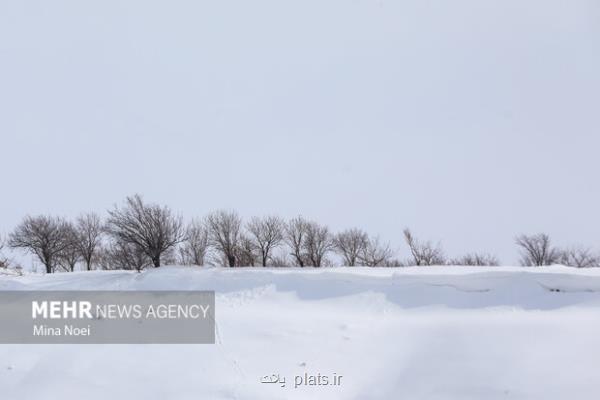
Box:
0;194;598;274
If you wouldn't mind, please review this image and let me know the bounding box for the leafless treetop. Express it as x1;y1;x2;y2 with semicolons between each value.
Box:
359;236;393;267
334;228;369;266
206;210;242;267
304;221;334;267
106;194;184;268
285;216;310;267
247;216;285;267
8;215;72;273
74;212;103;271
180;218;210;266
515;233;559;266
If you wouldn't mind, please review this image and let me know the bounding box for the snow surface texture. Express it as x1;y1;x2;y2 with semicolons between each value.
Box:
1;266;600;400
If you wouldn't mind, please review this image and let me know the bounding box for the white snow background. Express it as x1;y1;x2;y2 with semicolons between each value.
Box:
1;266;599;400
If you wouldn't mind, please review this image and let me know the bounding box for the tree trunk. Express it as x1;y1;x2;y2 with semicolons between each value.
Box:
152;255;161;268
228;255;235;268
43;252;53;274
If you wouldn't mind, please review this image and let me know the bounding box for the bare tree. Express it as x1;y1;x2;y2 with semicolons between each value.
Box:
285;216;310;267
304;221;334;267
359;236;394;267
403;228;446;266
57;223;81;272
74;213;103;271
449;253;500;266
335;228;368;266
0;236;10;269
515;233;559;266
236;234;258;266
206;210;242;267
0;236;22;274
106;194;184;268
8;215;72;273
180;219;210;266
284;218;334;267
558;247;599;268
247;216;285;267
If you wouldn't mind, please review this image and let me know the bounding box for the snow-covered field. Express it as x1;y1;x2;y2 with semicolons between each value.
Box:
1;266;600;400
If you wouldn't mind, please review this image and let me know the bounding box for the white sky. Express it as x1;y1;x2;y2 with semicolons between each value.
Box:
1;0;599;264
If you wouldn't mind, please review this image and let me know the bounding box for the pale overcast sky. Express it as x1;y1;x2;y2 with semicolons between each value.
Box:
1;0;599;264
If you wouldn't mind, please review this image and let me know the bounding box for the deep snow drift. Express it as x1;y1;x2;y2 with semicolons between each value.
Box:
1;266;600;400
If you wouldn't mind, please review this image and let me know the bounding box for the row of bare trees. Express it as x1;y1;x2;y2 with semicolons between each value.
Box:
6;213;103;273
399;230;599;268
401;229;500;266
3;195;599;272
515;233;600;268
